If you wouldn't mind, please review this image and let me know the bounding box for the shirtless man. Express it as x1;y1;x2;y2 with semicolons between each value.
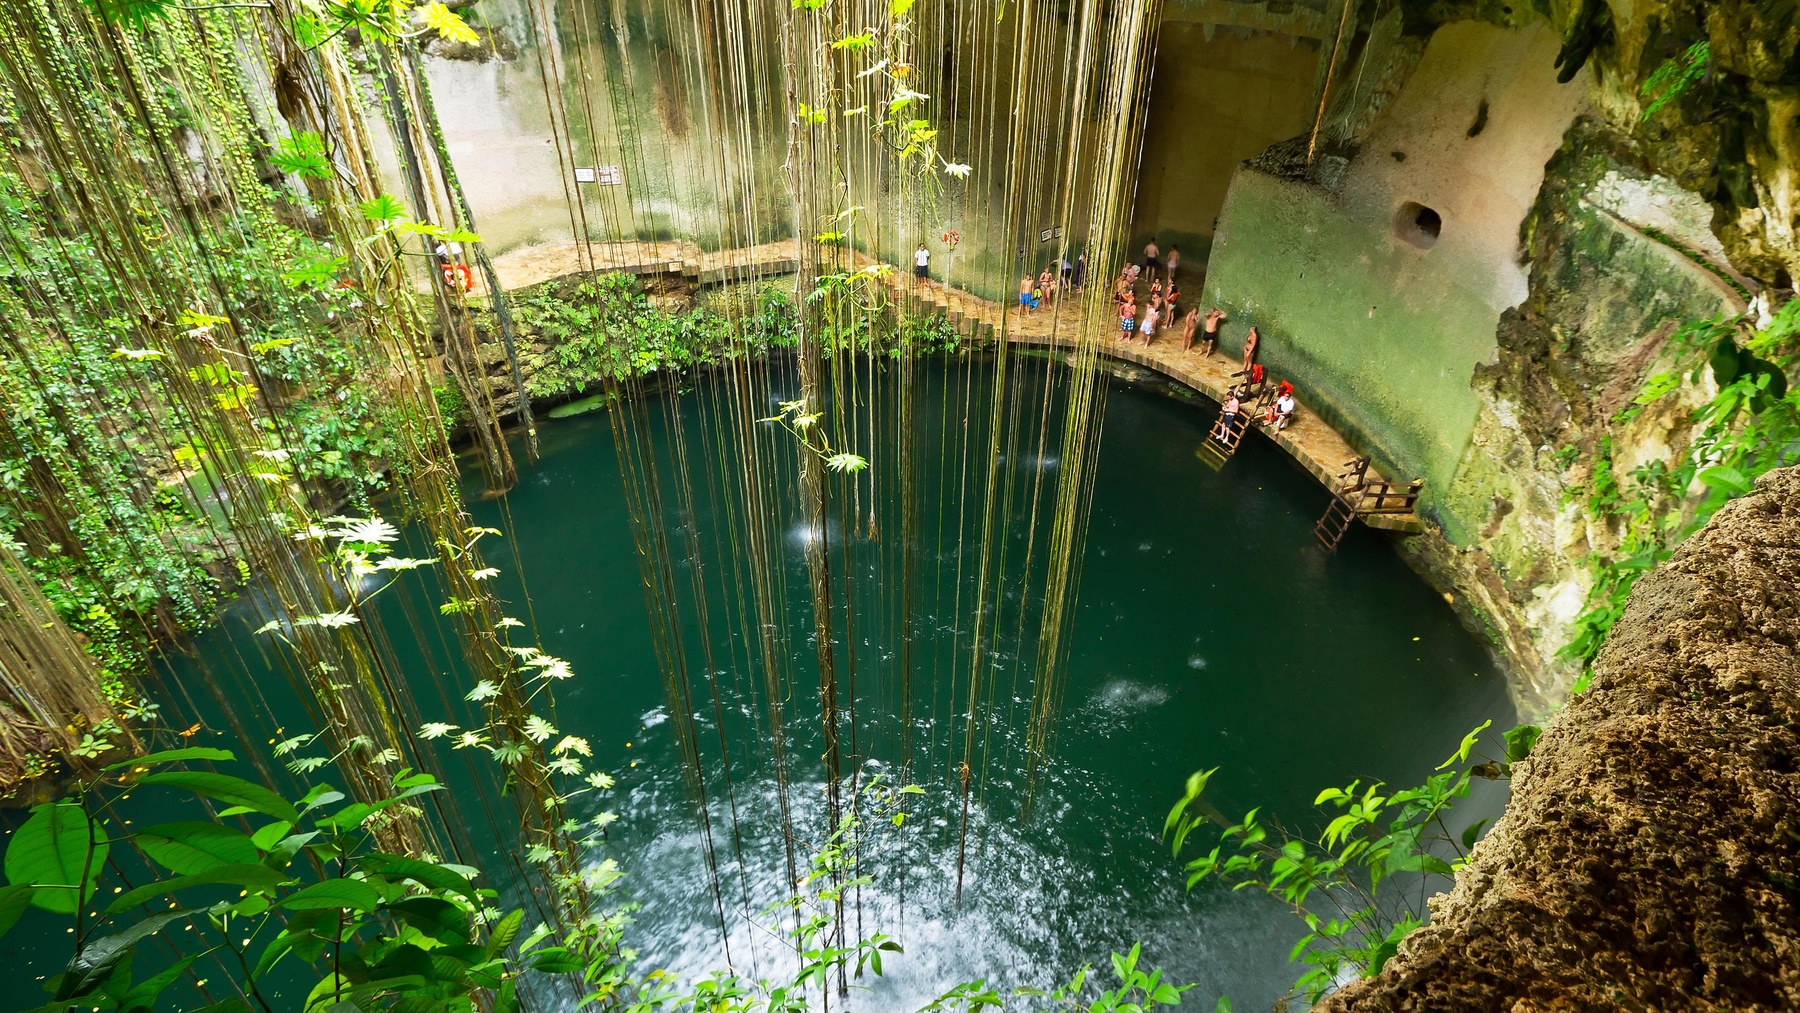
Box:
1242;325;1260;373
1119;297;1137;341
1143;238;1161;280
1019;276;1039;314
1201;308;1225;357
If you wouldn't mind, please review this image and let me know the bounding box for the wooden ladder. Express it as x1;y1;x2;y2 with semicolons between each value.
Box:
1314;493;1360;551
1312;456;1425;553
1198;400;1251;470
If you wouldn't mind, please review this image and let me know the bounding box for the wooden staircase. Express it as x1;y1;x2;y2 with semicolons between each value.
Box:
1196;378;1272;470
1314;456;1424;552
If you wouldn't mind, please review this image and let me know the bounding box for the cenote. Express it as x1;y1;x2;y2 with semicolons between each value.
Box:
2;357;1512;1010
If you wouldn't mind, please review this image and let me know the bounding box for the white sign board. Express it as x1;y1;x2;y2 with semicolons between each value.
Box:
576;166;625;186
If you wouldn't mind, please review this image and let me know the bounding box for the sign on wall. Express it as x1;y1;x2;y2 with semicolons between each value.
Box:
575;166;624;185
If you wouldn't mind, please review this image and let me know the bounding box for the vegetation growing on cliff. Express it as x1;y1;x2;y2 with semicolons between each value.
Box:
1167;722;1537;1007
1564;300;1799;675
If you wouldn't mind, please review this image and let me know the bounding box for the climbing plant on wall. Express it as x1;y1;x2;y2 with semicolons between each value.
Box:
1562;299;1799;676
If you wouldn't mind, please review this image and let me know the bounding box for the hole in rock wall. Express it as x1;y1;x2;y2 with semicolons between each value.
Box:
1396;202;1443;249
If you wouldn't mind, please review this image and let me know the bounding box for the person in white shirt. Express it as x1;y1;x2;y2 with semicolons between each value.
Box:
913;242;930;282
1275;392;1297;431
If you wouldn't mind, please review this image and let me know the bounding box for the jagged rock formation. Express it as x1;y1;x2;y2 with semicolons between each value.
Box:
1321;464;1800;1010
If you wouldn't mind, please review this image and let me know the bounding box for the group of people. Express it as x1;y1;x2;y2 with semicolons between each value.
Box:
915;232;1302;438
1112;239;1217;353
1117;237;1299;440
1015;254;1088;312
1219;378;1298;441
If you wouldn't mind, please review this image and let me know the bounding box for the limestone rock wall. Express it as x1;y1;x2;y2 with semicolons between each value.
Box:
1318;464;1800;1011
1204;0;1796;714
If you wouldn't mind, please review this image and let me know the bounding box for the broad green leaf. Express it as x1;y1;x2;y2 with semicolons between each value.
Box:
359;853;479;902
107;863;291;914
486;908;524;957
1697;465;1753;496
135;771;300;823
1502;723;1542;765
136;821;261;874
527;946;584;973
388;895;470;944
6;802;105;914
359;193;407;223
56;909;191;1000
0;884;35;938
280;879;382;913
270;132;331;180
104;746;234;771
121;952;204;1009
1461;818;1491;853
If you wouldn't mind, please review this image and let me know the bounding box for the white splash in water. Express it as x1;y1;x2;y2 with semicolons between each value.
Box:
641;707;668;728
1186;655;1208;671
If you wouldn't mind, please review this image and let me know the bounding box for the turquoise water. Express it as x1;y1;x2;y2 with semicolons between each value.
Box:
0;356;1513;1010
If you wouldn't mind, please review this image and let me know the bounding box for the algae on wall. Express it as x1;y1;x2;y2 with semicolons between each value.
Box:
1203;19;1585;498
1416;120;1740;715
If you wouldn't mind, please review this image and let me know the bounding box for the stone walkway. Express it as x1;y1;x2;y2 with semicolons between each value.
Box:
483;238;1421;532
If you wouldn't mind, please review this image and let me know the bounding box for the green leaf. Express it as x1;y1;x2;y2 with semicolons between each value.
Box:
0;884;35;938
135;771;300;823
1460;818;1491;853
56;910;191;1000
389;895;470;944
120;952;204;1009
87;0;170;28
279;879;382;913
106;863;291;915
105;746;234;771
527;946;584;973
281;253;349;290
135;821;261;875
270;131;331;180
1436;720;1491;771
6;802;105;914
1502;723;1542;765
359;853;479;902
486;908;524;957
359;193;407;223
1697;465;1753;497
